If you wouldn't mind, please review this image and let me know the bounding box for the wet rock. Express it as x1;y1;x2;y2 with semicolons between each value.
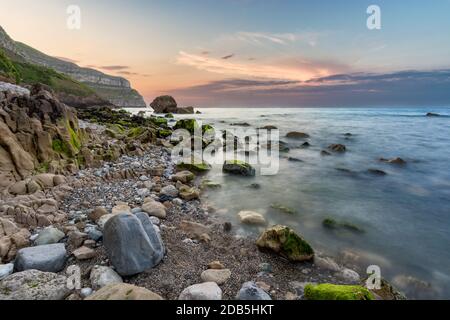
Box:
238;211;266;225
328;144;346;152
367;169;387;176
87;283;163;300
176;160;211;172
223;160;255;176
90;265;123;290
0;270;70;300
237;281;272;300
142;198;167;219
379;157;406;165
426;112;440;117
286;132;310;139
171;171;195;184
256;225;314;262
304;283;374;300
179;282;222;300
321;150;331;156
103;213;164;276
15;243;67;272
201;269;231;285
34;227;65;246
179;185;200;201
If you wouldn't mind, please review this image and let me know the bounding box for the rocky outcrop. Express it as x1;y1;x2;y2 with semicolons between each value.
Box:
150;95;194;114
0;26;145;108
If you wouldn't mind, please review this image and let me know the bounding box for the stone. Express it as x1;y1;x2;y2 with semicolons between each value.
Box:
90;265;123;290
0;218;19;236
201;269;231;285
0;263;14;280
103;213;164;276
0;270;70;300
338;268;360;283
238;211;266;225
112;203;131;215
237;281;272;300
328;144;346;152
80;288;93;298
142;199;167;219
180;220;211;242
97;214;116;230
208;261;224;270
256;225;314;262
89;207;108;222
368;169;387;176
68;231;88;248
171;171;195;184
179;282;222;300
34;227;65;246
85;226;103;241
286;132;310;139
379;157;407;165
15;243;67;272
73;246;96;260
223;160;255;176
160;185;179;198
149;216;161;226
314;256;341;272
304;283;374;300
177;160;211;173
150;95;178;113
86;283;163;300
179;185;200;201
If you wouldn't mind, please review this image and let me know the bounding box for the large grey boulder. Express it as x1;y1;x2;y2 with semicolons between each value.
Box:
103;213;165;276
0;270;70;300
237;281;272;300
14;243;67;272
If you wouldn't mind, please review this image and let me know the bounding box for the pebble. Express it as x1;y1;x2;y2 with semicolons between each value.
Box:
200;269;232;285
80;288;93;298
73;246;96;260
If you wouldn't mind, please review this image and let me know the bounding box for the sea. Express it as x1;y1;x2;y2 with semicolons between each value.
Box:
126;106;450;299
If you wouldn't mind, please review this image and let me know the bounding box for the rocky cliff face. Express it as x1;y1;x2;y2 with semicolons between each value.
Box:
0;26;146;108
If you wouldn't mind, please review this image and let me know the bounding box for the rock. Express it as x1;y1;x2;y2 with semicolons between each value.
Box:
68;231;88;248
73;246;96;260
201;180;222;190
173;119;200;134
0;263;14;280
34;227;65;246
86;283;163;300
103;213;164;276
171;171;195;184
89;207;108;222
223;160;255;176
85;225;103;241
328;144;346;152
15;243;67;272
237;281;272;300
256;225;314;262
179;185;200;201
338;268;360;283
90;265;123;290
179;282;222;300
223;222;232;232
286;132;310;139
80;287;93;298
142;198;167;219
0;270;70;300
0;217;19;236
137;188;150;197
367;169;387;176
180;220;211;242
426;112;440;117
112;203;131;215
201;269;231;285
151;95;192;114
259;263;273;273
380;157;406;165
238;211;266;225
314;256;340;272
207;261;225;270
177;160;211;172
97;214;116;230
321;150;331;156
160;185;179;198
304;283;374;300
149;216;161;226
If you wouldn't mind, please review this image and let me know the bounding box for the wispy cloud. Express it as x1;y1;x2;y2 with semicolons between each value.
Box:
232;31;320;47
98;65;130;71
177;51;339;81
221;54;234;60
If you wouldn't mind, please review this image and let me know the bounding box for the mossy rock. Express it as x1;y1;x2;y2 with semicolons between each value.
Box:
201;179;222;190
165;113;174;119
127;127;146;138
270;203;298;215
177;160;212;172
157;129;173;138
174;119;199;134
304;284;374;300
223;160;255;176
256;225;314;262
322;218;365;233
150;117;168;127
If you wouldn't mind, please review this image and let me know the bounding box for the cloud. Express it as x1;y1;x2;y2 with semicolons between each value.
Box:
232;31;320;47
221;54;234;60
171;69;450;107
98;65;130;71
176;51;340;81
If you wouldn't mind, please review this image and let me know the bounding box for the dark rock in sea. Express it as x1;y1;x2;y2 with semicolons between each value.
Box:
259;125;277;130
288;157;303;162
344;133;353;137
286;132;310;139
426;112;440;117
196;110;202;114
321;150;332;156
380;157;407;165
223;160;255;176
328;144;347;153
322;218;365;233
103;213;165;276
301;142;311;148
231;122;251;127
150;95;194;114
247;183;261;189
367;169;387;176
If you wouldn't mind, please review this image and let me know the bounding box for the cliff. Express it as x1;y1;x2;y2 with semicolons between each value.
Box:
0;26;146;108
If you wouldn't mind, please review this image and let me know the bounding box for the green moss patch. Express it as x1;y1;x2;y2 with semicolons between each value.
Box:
304;284;374;300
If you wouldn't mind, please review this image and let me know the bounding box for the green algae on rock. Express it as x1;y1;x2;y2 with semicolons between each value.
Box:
304;283;374;300
177;160;212;172
256;225;314;262
270;203;298;215
222;160;255;176
174;119;200;134
322;218;365;233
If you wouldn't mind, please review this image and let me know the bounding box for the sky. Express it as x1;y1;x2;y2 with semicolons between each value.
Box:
1;0;450;107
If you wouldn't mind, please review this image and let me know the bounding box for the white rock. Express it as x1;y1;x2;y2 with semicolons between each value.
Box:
237;211;266;225
179;282;222;300
80;288;93;298
338;268;360;283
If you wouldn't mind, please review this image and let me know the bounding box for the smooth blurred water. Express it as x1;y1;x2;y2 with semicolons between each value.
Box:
128;107;450;299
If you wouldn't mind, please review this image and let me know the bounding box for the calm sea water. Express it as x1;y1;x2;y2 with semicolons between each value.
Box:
127;107;450;299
